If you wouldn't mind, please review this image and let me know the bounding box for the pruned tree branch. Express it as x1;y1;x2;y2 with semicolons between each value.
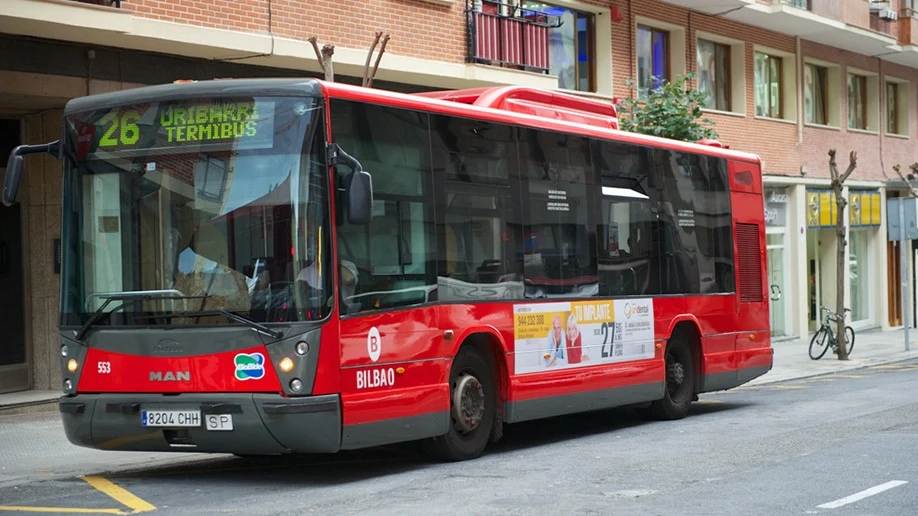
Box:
892;163;918;198
308;36;324;72
363;31;383;87
840;150;858;183
368;34;391;88
308;36;335;81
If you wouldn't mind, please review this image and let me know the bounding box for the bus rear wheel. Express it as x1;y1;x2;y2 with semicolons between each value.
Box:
426;347;496;462
648;337;695;420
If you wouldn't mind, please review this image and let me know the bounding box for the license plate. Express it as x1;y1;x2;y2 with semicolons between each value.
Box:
205;414;234;431
141;409;201;427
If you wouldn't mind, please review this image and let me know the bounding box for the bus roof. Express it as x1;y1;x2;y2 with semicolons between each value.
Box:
63;77;761;165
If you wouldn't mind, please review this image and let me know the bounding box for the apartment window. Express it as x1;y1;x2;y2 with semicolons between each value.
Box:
755;52;783;118
637;25;669;95
805;64;828;125
697;39;730;111
887;82;899;134
523;2;596;92
848;74;867;130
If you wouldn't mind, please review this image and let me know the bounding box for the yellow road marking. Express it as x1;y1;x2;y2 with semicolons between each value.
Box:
0;476;155;514
0;507;122;514
82;476;156;513
695;399;725;404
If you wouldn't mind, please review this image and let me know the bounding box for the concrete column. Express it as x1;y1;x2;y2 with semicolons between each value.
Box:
788;183;809;339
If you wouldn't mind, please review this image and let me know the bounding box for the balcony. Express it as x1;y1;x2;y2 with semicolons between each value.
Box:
65;0;122;6
467;0;560;74
900;8;918;45
660;0;910;64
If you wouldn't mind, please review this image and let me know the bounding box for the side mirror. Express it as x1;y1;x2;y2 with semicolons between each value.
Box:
2;153;23;207
346;170;373;225
3;141;60;207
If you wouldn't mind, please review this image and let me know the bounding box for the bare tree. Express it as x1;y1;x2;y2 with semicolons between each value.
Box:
362;31;391;87
308;32;391;86
308;36;335;82
828;149;858;360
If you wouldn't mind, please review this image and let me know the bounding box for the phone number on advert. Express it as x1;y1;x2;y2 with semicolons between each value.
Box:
516;314;545;326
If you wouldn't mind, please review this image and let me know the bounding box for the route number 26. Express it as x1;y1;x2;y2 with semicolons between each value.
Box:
98;111;142;148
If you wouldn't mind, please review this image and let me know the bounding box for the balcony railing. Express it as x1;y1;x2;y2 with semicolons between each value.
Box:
67;0;123;7
899;8;918;45
467;0;561;74
780;0;809;9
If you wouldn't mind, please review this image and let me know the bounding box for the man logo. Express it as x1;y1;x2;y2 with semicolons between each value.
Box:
149;371;190;381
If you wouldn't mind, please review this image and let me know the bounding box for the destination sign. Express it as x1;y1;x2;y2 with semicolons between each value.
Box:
73;98;276;158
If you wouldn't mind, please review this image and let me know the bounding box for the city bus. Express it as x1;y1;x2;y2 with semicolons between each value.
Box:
2;78;772;461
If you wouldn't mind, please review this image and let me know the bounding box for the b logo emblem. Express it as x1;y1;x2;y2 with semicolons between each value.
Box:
368;327;381;362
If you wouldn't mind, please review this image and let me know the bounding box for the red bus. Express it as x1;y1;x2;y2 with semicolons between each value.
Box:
2;78;772;461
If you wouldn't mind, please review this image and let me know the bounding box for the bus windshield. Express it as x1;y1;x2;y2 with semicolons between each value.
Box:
59;96;330;328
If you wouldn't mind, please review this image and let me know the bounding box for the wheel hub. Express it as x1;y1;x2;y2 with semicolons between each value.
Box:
452;373;485;434
667;360;685;386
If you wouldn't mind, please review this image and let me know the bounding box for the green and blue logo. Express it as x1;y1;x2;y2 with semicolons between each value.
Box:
234;353;265;380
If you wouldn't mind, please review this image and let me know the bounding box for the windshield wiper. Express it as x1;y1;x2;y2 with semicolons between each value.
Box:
141;309;283;339
75;289;203;341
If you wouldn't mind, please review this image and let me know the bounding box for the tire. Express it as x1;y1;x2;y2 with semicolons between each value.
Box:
648;336;695;420
809;328;830;360
425;347;496;462
844;326;855;356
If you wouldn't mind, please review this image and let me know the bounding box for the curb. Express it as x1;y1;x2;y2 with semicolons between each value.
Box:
0;399;58;417
743;353;918;387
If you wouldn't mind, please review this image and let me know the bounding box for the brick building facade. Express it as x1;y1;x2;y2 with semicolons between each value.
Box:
1;0;917;392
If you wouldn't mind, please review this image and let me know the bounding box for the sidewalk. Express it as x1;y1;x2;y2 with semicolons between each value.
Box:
2;327;918;414
747;326;918;386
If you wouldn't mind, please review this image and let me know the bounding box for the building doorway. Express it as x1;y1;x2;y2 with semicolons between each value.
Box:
0;118;29;393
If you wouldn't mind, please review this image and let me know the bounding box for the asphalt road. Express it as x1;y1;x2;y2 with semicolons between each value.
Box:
2;360;918;515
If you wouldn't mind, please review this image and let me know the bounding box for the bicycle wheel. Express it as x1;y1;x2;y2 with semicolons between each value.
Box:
843;326;855;355
809;327;830;360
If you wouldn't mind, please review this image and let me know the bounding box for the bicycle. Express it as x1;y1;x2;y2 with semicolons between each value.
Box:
809;306;855;360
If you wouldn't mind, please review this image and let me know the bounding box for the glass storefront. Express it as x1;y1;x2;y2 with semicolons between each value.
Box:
764;188;789;336
848;229;870;322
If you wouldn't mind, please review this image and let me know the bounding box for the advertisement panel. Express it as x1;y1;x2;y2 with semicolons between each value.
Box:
513;299;655;374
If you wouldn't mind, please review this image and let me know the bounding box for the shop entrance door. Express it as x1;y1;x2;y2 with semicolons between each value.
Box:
0;118;29;393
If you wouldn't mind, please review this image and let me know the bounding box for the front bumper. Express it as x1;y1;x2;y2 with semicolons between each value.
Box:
60;393;341;454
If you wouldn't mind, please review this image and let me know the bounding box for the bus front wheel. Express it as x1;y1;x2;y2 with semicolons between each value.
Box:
426;347;496;461
648;337;695;420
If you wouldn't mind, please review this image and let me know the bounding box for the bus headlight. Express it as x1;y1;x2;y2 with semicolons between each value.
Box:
67;359;79;372
279;357;294;373
295;341;309;356
61;345;69;357
63;379;73;393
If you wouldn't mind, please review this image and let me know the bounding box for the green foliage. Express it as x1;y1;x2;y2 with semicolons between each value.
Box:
618;73;719;142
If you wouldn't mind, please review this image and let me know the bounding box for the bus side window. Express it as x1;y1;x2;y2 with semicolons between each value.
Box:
330;99;436;314
592;140;656;297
